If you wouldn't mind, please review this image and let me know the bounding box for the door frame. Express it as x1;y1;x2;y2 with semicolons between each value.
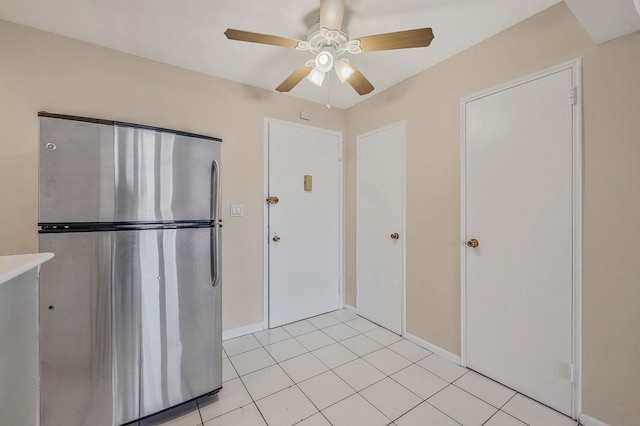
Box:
262;118;344;329
460;59;583;418
356;120;407;335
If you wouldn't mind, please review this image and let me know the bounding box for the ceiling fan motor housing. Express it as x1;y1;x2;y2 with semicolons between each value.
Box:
301;23;353;56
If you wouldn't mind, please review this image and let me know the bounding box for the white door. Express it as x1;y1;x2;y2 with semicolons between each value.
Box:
463;65;580;416
356;121;406;334
267;120;341;328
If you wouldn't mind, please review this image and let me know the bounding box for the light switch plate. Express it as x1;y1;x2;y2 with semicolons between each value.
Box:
230;204;243;217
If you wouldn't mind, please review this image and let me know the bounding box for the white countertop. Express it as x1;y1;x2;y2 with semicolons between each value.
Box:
0;253;54;285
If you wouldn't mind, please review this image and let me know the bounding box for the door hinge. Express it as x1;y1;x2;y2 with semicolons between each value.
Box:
570;87;578;106
569;364;575;383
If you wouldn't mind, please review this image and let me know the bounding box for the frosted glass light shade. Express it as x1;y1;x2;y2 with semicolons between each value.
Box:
307;67;326;86
315;51;334;72
334;59;355;83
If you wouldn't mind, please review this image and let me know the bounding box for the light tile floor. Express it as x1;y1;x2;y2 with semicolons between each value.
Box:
135;309;580;426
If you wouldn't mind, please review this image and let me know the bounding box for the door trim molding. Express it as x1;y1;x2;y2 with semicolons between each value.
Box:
355;120;407;336
262;118;344;330
459;58;583;418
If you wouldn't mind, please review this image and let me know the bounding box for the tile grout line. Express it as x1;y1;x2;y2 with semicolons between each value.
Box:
294;329;337;351
496;393;533;426
194;397;205;426
205;342;269;424
365;354;469;425
248;313;401;421
164;310;579;426
399;397;464;426
262;311;361;423
313;313;421;422
449;381;504;410
222;311;481;426
239;330;346;424
237;361;271;426
304;315;435;423
241;312;388;424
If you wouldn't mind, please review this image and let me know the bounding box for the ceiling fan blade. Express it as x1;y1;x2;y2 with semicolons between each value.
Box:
357;28;434;52
276;64;313;92
224;28;300;48
320;0;346;31
346;63;374;95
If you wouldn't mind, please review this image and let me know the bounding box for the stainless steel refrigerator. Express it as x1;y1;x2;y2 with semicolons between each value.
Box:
37;112;222;426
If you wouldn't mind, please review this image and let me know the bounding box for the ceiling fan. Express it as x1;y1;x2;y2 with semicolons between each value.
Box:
224;0;434;96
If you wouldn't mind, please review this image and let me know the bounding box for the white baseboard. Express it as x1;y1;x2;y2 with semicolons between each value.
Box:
342;304;357;313
222;322;264;341
579;414;610;426
404;332;462;365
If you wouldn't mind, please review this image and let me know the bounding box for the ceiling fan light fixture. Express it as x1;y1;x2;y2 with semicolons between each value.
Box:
224;0;433;96
315;50;334;73
334;59;355;83
307;67;326;87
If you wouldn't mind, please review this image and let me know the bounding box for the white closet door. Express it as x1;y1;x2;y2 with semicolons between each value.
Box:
464;67;576;416
357;122;406;334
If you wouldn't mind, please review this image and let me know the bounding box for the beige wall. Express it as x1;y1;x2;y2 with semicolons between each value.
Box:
581;31;640;426
0;18;346;331
2;2;639;424
345;1;594;351
345;3;639;425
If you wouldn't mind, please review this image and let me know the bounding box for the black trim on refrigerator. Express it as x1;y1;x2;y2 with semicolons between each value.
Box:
119;386;222;426
38;220;221;233
38;112;222;142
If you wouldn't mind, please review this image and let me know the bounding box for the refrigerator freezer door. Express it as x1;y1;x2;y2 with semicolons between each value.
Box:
39;228;222;426
39;117;116;223
112;125;221;223
39;117;221;224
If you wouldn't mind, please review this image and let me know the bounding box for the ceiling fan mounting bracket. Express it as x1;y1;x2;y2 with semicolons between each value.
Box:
303;24;351;58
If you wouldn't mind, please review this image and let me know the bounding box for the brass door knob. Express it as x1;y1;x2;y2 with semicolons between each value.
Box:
390;233;400;240
466;239;479;248
266;196;279;205
272;235;281;242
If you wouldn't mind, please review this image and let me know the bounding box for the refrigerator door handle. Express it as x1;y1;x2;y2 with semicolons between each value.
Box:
211;159;222;287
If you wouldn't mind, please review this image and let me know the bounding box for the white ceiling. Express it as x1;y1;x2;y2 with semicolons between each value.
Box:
0;0;564;109
565;0;640;44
